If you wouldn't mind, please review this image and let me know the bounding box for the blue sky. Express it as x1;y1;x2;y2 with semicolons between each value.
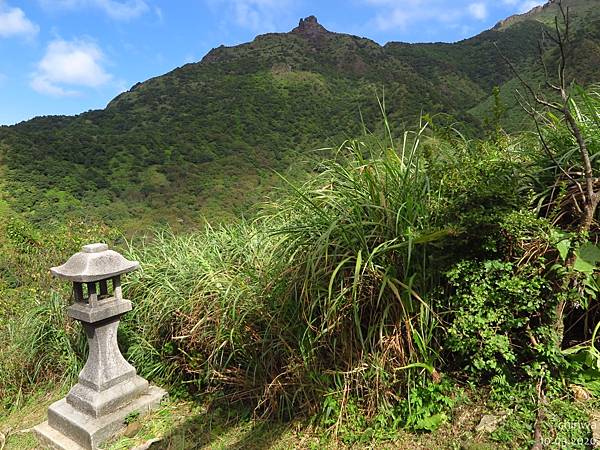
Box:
0;0;545;125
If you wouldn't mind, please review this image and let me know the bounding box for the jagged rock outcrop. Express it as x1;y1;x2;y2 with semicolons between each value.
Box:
291;16;328;37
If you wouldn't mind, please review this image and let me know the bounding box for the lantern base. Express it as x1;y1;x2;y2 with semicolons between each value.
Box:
67;374;149;418
34;385;166;450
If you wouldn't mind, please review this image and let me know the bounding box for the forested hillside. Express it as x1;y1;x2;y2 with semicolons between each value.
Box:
1;0;599;231
5;2;600;447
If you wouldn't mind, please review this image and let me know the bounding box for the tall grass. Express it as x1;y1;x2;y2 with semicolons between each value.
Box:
262;120;447;413
122;221;280;391
0;293;85;413
121;120;448;420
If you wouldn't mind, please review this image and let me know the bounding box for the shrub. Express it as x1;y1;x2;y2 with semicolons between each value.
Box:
443;259;560;379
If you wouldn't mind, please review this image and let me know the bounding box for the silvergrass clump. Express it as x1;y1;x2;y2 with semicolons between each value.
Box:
122;119;449;420
122;222;282;393
264;120;447;416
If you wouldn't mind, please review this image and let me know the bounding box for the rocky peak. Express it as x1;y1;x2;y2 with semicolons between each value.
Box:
493;0;553;29
291;16;328;37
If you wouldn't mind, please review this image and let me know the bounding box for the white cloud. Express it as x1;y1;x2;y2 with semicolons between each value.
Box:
372;8;409;31
30;77;77;96
365;0;466;33
154;5;163;22
363;0;545;35
0;2;39;38
468;2;487;20
209;0;293;33
501;0;545;12
519;0;545;13
96;0;148;20
39;0;149;20
30;38;112;96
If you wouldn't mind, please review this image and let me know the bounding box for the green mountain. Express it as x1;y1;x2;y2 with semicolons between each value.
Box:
1;0;599;230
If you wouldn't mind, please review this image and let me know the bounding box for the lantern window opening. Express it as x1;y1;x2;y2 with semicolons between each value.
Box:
87;282;98;306
72;276;124;305
73;282;84;303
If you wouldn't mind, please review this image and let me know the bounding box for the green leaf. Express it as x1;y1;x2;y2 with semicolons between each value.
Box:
574;258;595;274
414;413;447;432
556;239;571;261
578;243;600;262
573;243;600;274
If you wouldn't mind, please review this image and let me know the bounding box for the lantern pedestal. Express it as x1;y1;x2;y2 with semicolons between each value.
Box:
34;244;166;450
34;305;166;450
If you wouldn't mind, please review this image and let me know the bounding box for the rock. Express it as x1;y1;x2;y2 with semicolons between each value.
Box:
132;437;162;450
570;384;592;401
124;421;142;438
475;413;507;433
291;16;329;37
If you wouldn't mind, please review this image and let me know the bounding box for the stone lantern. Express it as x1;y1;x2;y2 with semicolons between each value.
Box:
34;243;166;450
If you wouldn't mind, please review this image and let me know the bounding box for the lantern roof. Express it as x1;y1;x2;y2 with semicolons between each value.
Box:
50;243;140;282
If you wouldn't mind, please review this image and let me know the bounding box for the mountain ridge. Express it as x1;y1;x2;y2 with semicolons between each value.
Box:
1;0;599;231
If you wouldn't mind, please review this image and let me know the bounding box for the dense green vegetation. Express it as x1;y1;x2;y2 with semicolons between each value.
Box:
1;0;599;231
3;1;600;448
3;81;600;446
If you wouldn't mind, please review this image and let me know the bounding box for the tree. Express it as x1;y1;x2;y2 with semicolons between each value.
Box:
497;3;600;448
500;0;599;233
